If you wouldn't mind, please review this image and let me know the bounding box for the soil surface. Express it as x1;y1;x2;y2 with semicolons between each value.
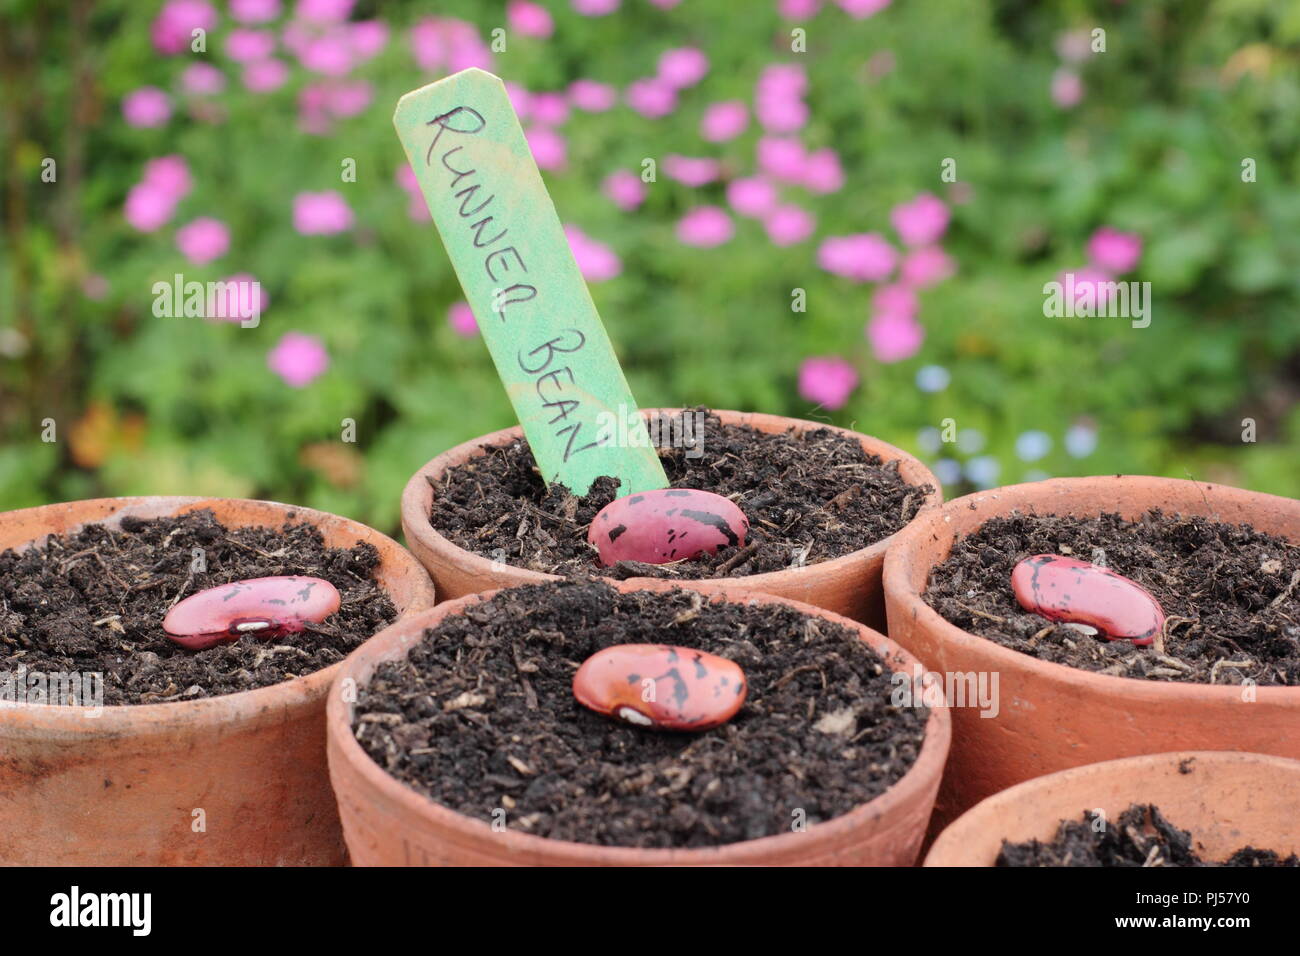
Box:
0;510;396;705
925;510;1300;685
353;579;928;849
998;803;1299;867
429;409;931;579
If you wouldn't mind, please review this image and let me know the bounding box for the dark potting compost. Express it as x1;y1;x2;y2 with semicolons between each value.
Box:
998;803;1300;867
925;510;1300;685
0;510;396;705
429;409;931;578
352;579;928;849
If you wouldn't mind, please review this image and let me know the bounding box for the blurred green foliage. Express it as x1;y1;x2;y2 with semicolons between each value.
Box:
1;0;1297;535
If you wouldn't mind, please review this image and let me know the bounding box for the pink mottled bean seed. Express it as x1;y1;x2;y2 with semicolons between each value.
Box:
162;575;341;651
573;643;747;731
587;488;748;566
1011;554;1165;645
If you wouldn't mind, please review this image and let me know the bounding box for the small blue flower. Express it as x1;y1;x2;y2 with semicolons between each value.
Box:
965;455;1000;489
915;365;951;393
1065;423;1098;458
1015;430;1052;462
933;458;962;488
957;428;986;454
917;426;943;455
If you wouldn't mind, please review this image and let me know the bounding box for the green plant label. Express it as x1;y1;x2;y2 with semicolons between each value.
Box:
394;67;668;496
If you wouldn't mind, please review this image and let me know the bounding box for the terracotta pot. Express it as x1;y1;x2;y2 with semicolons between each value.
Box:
0;496;436;866
925;750;1300;866
883;475;1300;831
327;579;951;865
401;409;942;629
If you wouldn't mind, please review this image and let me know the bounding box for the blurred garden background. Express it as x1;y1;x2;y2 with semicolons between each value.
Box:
2;0;1298;535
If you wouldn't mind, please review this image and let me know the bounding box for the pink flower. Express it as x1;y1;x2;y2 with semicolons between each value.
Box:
180;62;225;95
122;87;172;127
83;275;109;301
798;357;858;410
525;126;567;171
530;92;570;126
411;18;492;73
764;204;815;246
900;246;955;287
757;63;807;100
568;79;617;112
124;183;177;232
602;170;646;211
1060;267;1115;308
756;95;809;133
564;225;622;281
1086;227;1141;274
447;34;492;72
626;78;677;118
509;1;554;38
403;196;428;223
866;313;923;363
351;21;389;59
268;332;329;387
802;148;844;193
175;217;230;265
447;301;478;337
226;27;275;61
151;0;217;56
727;177;778;218
835;0;891;18
871;283;918;320
755;65;809;135
817;233;897;282
231;0;280;23
299;28;354;76
505;83;532;119
663;155;721;187
700;101;748;142
207;273;268;323
657;47;709;89
293;191;354;234
1051;69;1084;108
299;83;333;133
143;155;193;199
866;49;896;78
325;80;373;117
756;136;807;181
1056;29;1092;63
676;206;734;247
779;0;821;17
243;58;289;92
573;0;620;15
948;181;975;205
396;163;431;221
282;20;309;54
891;192;950;247
296;0;353;22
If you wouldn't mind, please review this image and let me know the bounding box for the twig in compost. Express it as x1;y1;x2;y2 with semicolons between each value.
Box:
715;543;759;575
1269;569;1300;609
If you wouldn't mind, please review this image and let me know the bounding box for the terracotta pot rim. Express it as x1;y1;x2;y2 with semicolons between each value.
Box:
401;407;943;590
883;475;1300;703
0;495;436;735
923;749;1300;866
328;581;952;865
